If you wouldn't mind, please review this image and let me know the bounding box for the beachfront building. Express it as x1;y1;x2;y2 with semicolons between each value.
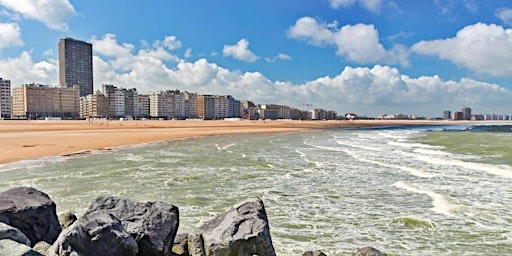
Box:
462;107;472;120
443;110;452;120
149;90;186;119
59;37;93;97
184;92;198;118
196;95;215;119
0;78;11;119
79;93;108;118
102;85;138;118
136;94;150;118
452;111;464;120
11;84;80;119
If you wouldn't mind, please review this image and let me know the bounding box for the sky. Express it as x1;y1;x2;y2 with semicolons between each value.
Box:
1;0;512;117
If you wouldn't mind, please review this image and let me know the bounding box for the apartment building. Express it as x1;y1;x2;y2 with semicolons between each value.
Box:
149;90;186;119
0;78;11;118
136;94;150;118
184;92;198;118
12;84;80;119
102;85;138;118
79;93;109;118
59;38;93;97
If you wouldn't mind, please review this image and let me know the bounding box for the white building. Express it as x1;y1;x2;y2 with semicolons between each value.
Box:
0;78;11;119
150;90;186;119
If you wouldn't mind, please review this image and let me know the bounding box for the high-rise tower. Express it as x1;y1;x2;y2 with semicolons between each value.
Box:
59;37;93;97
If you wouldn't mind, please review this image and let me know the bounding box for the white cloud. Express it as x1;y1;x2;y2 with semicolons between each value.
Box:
0;22;22;49
265;53;292;63
329;0;384;13
412;23;512;77
222;39;259;62
496;7;512;25
288;16;408;66
0;0;76;30
159;36;182;50
184;48;192;59
0;51;57;85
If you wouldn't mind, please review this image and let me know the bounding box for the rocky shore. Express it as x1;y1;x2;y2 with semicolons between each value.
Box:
0;187;386;256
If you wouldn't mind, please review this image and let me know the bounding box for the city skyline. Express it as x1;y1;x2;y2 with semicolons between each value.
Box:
1;1;512;116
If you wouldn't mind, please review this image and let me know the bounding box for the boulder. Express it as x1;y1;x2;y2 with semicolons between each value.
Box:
188;197;276;256
354;246;386;256
0;187;61;246
0;222;31;246
303;250;327;256
0;239;42;256
171;233;189;256
33;241;52;255
58;211;77;229
47;211;139;256
85;196;179;256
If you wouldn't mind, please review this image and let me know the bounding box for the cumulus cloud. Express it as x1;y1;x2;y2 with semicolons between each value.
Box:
288;16;408;66
496;7;512;25
222;39;259;62
412;23;512;77
0;22;22;49
0;51;57;85
329;0;384;13
0;0;76;30
265;53;292;63
3;34;510;117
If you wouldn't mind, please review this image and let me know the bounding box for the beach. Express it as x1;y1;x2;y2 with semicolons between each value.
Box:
0;119;452;164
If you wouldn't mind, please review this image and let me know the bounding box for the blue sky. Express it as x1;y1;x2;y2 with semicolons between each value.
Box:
1;0;512;117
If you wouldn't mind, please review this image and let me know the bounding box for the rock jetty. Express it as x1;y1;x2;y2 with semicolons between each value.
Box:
0;187;386;255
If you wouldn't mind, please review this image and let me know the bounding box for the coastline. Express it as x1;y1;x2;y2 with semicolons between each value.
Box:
0;119;479;165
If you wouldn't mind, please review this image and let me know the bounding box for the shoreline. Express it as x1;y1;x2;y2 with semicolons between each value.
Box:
0;119;493;165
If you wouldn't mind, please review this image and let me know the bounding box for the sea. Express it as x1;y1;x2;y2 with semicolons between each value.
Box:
1;123;511;255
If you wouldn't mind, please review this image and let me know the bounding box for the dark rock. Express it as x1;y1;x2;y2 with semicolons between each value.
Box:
47;211;139;256
188;197;276;256
33;241;52;255
354;246;386;256
0;187;61;246
303;250;327;256
85;196;179;256
0;239;43;256
171;233;189;256
0;222;31;246
58;211;77;229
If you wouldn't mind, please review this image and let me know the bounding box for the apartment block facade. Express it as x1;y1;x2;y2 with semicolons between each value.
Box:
0;78;11;118
102;85;138;118
149;90;186;118
12;84;80;119
59;38;93;97
79;93;109;118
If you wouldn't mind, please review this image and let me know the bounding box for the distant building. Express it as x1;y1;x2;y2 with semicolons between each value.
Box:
59;37;93;97
80;93;108;118
102;85;138;118
136;94;150;118
452;111;464;120
196;95;215;119
184;92;198;118
150;90;186;119
462;107;471;120
12;84;80;119
443;110;451;120
0;78;11;119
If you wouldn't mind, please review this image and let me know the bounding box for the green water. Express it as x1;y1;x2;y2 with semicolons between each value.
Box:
420;131;512;166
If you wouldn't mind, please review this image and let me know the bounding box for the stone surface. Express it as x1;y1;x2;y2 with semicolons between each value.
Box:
0;222;31;246
303;250;327;256
171;233;189;256
85;196;179;256
58;211;77;229
188;197;276;256
33;241;52;255
354;246;386;256
47;211;139;256
0;239;42;256
0;187;62;246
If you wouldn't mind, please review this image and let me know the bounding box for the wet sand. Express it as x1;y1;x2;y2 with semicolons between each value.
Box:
0;119;454;164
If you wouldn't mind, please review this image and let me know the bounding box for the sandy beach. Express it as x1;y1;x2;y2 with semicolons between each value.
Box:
0;119;456;164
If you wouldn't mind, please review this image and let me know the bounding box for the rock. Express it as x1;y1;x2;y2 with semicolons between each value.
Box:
58;212;77;229
303;250;327;256
47;211;139;256
0;239;43;256
85;196;179;256
0;187;61;246
171;233;189;256
0;222;31;246
188;197;276;256
33;241;52;255
354;246;386;256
